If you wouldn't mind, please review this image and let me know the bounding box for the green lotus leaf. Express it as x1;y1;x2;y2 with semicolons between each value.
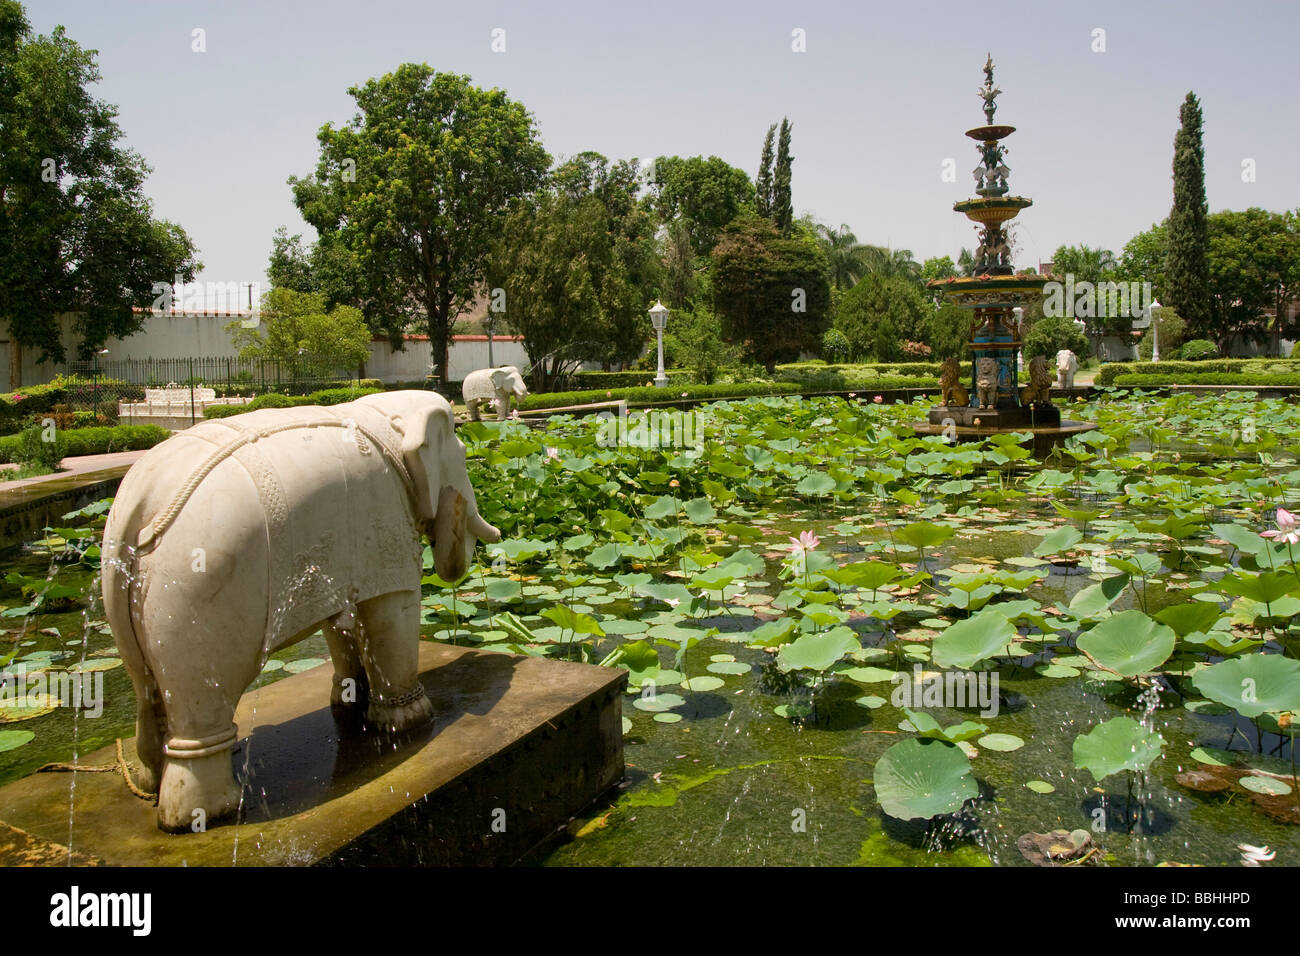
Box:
1033;526;1083;557
1077;610;1176;677
1191;654;1300;718
931;606;1016;669
776;626;860;674
1154;601;1224;638
895;523;956;549
874;738;978;820
1072;716;1164;782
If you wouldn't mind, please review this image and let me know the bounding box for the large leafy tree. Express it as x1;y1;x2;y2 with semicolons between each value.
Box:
0;0;198;387
1117;221;1169;299
710;213;829;372
1203;208;1299;353
651;155;753;258
486;157;659;388
1166;91;1211;334
288;65;549;383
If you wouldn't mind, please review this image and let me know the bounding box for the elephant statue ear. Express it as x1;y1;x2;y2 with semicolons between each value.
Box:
388;405;448;522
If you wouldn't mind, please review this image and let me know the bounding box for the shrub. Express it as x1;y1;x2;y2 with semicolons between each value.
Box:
902;341;932;360
14;423;65;470
822;328;851;364
1179;339;1218;361
1095;358;1300;385
203;386;384;419
1022;315;1089;361
0;424;170;465
1111;373;1300;387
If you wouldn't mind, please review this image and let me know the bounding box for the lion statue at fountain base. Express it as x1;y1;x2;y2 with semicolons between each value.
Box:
938;357;969;407
1019;354;1053;406
975;357;999;409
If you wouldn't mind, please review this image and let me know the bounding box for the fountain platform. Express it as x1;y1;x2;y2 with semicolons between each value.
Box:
0;642;626;866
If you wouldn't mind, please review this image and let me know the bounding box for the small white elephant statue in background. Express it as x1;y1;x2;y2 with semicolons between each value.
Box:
462;365;528;421
101;391;500;832
1056;349;1079;388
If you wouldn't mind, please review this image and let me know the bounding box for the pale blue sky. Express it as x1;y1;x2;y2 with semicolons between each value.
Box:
29;0;1300;301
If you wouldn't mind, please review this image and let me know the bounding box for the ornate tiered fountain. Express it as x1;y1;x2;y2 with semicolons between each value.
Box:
915;56;1094;451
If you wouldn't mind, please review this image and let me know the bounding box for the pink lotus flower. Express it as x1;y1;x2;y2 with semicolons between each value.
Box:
873;395;883;404
1262;507;1300;545
788;530;821;553
848;392;857;398
545;446;560;461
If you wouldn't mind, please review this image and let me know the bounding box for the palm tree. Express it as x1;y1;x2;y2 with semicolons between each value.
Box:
860;245;922;284
815;222;872;291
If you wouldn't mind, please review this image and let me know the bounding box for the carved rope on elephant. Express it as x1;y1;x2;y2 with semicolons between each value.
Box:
135;406;415;553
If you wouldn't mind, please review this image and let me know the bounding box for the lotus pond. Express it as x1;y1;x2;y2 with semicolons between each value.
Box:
2;390;1299;867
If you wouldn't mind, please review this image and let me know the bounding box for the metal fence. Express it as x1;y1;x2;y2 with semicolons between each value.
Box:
65;356;361;392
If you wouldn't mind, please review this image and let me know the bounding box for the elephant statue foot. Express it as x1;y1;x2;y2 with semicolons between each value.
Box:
365;683;435;734
156;730;243;833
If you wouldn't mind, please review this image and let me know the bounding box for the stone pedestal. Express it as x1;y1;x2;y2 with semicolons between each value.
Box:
0;643;626;866
927;402;1061;429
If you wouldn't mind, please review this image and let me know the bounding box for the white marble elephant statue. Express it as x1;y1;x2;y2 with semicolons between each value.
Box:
1056;349;1078;388
100;391;500;832
462;365;528;421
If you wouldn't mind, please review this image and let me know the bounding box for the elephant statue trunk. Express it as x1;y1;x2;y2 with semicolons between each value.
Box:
101;391;499;832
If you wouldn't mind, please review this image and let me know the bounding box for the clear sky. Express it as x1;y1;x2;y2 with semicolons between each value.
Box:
28;0;1300;302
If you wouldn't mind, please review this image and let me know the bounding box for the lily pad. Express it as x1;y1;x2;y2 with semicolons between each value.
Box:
978;733;1024;752
1072;715;1164;782
1076;610;1176;677
873;738;977;820
1191;655;1300;718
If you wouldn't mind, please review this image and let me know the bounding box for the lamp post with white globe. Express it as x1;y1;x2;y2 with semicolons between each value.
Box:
649;300;669;388
1150;300;1161;362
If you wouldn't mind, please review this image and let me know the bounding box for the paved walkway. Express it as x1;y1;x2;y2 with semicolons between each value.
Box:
0;450;147;494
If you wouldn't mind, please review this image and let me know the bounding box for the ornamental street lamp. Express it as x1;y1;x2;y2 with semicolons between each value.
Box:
649;300;669;388
1150;299;1161;362
484;312;497;368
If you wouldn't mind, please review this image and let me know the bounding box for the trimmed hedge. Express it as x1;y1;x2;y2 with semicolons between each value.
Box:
1096;359;1300;386
519;377;944;411
776;361;945;378
204;385;385;419
0;424;172;464
1110;373;1300;388
212;378;382;398
572;370;690;389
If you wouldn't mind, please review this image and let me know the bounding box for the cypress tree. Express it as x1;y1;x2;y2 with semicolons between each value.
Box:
773;118;793;236
755;124;776;219
1166;92;1210;335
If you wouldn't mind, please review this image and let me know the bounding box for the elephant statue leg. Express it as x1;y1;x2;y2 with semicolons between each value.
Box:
156;701;243;833
323;618;369;710
354;590;434;733
129;676;165;794
466;398;482;422
495;391;510;421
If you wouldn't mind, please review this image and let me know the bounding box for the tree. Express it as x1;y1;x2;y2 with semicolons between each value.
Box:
487;160;659;388
832;275;927;362
772;118;793;236
957;247;976;277
754;124;776;220
660;218;698;309
860;246;922;285
1203;208;1296;353
1166;92;1211;335
814;223;871;291
650;155;753;258
1022;314;1089;361
1117;221;1169;301
288;65;549;385
925;302;972;361
0;1;198;387
230;287;372;379
710;213;829;372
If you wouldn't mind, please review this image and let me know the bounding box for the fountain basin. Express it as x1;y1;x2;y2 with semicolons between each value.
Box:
0;642;626;866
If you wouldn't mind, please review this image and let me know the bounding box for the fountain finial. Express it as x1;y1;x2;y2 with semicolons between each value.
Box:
978;54;1001;125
